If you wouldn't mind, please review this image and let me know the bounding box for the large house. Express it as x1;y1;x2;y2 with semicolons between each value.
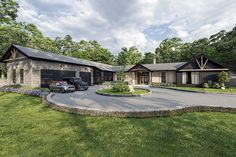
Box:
1;45;236;87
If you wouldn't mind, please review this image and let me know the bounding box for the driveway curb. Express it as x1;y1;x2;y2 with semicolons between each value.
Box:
43;93;236;118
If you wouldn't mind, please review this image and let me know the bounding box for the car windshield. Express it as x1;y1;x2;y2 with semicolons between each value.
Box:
56;81;68;86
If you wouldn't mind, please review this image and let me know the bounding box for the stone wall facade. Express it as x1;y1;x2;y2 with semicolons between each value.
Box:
7;58;94;87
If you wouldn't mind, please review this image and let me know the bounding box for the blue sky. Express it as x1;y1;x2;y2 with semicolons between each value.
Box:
16;0;236;54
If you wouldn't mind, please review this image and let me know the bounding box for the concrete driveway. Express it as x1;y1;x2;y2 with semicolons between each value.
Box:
48;86;236;112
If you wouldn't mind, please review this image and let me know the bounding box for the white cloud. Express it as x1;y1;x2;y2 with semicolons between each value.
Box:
16;0;236;54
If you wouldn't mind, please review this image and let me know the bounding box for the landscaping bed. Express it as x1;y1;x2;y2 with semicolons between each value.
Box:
0;84;50;97
96;88;151;97
152;86;236;94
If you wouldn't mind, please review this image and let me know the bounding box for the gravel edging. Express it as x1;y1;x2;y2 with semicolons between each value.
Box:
0;87;49;97
96;88;151;97
150;86;236;95
43;93;236;118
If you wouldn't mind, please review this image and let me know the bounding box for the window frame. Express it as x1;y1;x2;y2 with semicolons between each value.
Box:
20;69;24;84
161;72;166;83
13;69;16;84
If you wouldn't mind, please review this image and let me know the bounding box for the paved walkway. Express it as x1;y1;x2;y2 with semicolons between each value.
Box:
48;86;236;112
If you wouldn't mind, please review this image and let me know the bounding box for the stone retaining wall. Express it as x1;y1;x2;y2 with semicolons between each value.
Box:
43;94;236;118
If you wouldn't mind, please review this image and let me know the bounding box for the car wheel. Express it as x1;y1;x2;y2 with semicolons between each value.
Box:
60;88;65;93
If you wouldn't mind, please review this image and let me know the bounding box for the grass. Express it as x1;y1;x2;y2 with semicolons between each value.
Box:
165;86;236;94
97;88;150;95
0;92;235;157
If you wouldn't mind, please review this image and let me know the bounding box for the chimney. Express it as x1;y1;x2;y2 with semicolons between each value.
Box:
153;58;156;64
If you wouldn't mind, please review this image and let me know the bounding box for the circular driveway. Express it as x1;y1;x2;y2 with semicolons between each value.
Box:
47;86;236;112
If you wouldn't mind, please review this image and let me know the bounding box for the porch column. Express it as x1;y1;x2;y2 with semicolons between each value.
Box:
149;72;152;84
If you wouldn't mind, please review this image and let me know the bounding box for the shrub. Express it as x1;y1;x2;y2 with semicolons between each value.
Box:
207;80;213;88
33;87;50;92
213;82;221;89
117;70;126;82
102;81;113;86
151;82;176;87
202;83;209;88
111;82;130;92
3;84;22;88
218;71;230;87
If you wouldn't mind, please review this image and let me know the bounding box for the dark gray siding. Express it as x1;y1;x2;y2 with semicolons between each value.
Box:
229;71;236;86
176;71;223;87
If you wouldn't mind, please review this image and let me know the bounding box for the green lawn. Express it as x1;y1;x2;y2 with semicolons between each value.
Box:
0;92;236;157
97;88;149;95
163;86;236;94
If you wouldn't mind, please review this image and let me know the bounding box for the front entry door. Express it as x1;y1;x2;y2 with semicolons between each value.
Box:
140;76;149;84
137;72;149;84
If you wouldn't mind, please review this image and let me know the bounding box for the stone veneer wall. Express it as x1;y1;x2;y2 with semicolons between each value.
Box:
7;59;32;85
31;60;94;87
7;59;94;87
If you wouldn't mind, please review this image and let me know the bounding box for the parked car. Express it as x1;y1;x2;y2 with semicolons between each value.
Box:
49;81;75;93
63;77;89;91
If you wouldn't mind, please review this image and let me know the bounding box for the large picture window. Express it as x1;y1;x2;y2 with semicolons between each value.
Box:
182;72;186;84
20;69;24;83
161;72;166;83
191;72;199;84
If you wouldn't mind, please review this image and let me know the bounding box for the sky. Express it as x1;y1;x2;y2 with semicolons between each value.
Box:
16;0;236;54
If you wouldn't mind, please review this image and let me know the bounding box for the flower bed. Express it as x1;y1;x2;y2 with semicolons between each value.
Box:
96;88;151;97
0;85;49;97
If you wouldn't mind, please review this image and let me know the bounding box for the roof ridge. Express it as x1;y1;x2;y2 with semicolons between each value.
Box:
13;45;112;67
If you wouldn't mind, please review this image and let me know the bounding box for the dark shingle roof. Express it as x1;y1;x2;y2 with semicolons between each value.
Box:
7;45;187;72
13;45;114;71
115;63;187;71
142;62;187;71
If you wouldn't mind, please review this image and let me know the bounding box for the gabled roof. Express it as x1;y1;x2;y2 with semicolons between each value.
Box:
176;54;229;71
142;62;186;71
123;62;186;72
1;45;114;71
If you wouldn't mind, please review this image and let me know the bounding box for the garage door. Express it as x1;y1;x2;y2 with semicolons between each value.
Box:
41;69;76;87
80;72;91;85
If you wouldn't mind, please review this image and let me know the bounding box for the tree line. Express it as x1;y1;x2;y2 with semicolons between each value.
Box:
1;0;236;70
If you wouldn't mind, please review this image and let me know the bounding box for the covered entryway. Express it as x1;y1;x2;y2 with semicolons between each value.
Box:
80;72;91;85
41;69;76;87
128;64;151;85
137;71;149;84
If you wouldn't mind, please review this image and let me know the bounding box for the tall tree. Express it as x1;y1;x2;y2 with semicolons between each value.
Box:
155;37;183;63
116;46;142;66
71;40;114;64
0;0;19;23
140;52;156;64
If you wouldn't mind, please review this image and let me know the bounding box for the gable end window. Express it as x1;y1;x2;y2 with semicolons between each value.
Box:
20;69;24;84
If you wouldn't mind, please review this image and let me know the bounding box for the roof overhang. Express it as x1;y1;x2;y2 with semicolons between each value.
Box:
127;64;151;72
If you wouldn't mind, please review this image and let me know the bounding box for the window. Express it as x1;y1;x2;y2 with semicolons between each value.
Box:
161;72;166;83
191;72;199;84
20;69;24;83
182;72;187;84
13;69;16;84
187;72;191;84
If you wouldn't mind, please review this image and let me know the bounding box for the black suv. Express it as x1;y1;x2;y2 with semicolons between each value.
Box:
63;77;89;91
